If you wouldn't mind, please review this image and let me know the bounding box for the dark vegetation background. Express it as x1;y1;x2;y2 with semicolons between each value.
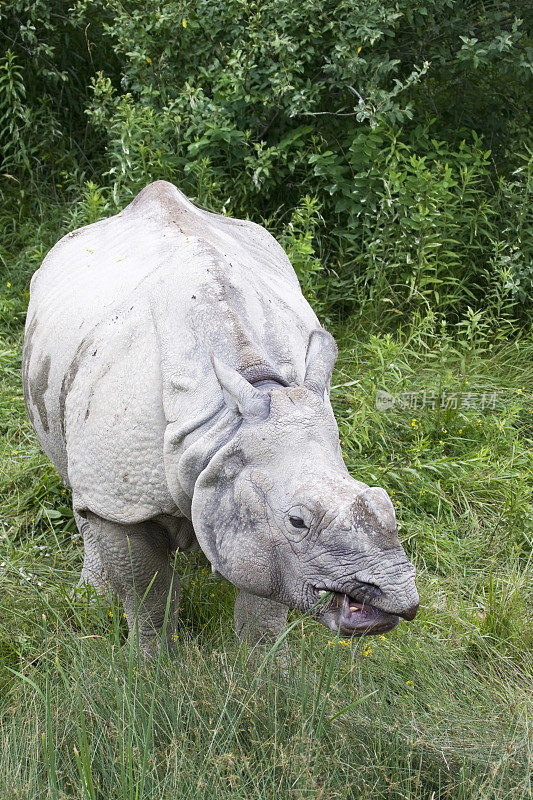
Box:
0;2;531;798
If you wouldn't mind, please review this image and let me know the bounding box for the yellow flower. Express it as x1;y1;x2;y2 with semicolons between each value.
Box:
6;282;11;287
172;634;178;642
379;635;386;641
182;18;187;28
146;57;152;64
458;429;462;434
108;611;113;618
210;593;215;597
406;680;413;686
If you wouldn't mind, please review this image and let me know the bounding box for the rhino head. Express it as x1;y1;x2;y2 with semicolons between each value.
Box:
191;331;419;636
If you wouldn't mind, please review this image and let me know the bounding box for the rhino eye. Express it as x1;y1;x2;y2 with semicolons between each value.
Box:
289;516;307;529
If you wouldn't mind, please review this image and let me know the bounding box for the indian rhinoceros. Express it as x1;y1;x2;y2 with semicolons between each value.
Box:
22;180;418;655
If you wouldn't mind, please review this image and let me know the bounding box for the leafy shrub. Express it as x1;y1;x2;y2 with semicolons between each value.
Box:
0;0;530;320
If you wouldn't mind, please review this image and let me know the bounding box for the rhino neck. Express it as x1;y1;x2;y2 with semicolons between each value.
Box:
163;403;243;520
163;367;290;520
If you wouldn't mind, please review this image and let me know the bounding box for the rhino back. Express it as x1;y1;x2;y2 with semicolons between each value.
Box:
23;181;319;523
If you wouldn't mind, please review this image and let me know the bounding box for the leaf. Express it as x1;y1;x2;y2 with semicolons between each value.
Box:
325;691;378;725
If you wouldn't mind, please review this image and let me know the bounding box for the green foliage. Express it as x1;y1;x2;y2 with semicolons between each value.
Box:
1;0;531;318
0;50;31;173
315;126;510;320
278;195;325;307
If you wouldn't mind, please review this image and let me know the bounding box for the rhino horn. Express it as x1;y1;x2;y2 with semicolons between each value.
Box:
211;355;270;421
303;329;338;397
358;487;398;535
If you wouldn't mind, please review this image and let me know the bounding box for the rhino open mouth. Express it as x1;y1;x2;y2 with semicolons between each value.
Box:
312;589;400;637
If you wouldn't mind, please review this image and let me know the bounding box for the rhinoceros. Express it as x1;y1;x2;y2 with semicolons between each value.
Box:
22;180;418;655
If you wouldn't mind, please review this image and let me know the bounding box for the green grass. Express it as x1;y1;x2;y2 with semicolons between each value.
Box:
0;192;532;798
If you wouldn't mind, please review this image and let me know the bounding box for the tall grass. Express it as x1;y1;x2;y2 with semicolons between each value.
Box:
0;581;530;799
1;258;531;795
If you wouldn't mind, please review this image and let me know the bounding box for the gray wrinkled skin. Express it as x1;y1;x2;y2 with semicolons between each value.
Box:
23;181;418;656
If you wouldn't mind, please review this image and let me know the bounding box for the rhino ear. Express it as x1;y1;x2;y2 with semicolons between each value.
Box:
304;329;338;397
211;355;270;421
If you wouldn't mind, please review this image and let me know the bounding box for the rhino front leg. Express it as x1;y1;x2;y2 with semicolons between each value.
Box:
234;590;288;650
75;510;108;595
83;511;180;657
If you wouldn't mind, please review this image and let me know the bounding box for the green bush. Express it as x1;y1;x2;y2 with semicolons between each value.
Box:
1;0;531;319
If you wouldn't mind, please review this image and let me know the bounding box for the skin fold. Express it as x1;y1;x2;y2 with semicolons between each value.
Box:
23;181;418;656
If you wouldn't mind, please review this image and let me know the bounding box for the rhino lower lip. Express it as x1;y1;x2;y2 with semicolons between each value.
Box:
313;590;400;636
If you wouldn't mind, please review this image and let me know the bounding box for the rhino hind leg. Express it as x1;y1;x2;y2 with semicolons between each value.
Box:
234;590;288;654
82;511;180;657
